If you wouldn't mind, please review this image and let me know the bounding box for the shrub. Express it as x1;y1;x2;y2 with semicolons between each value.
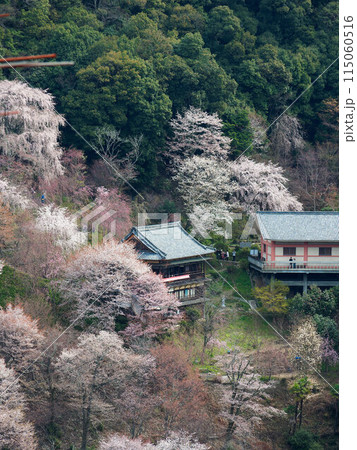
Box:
288;429;323;450
239;258;250;271
290;286;338;318
226;264;239;274
260;375;272;382
0;266;31;307
253;280;290;315
313;314;339;349
185;307;201;324
237;247;250;259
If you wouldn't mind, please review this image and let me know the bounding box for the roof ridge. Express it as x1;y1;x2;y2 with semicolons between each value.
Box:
137;221;181;230
257;211;339;215
178;223;215;251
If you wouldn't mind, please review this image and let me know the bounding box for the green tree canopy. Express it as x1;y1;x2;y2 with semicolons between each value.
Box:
253;280;290;315
63;50;172;185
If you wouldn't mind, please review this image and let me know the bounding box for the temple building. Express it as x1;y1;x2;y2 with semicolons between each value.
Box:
124;221;215;305
249;211;339;293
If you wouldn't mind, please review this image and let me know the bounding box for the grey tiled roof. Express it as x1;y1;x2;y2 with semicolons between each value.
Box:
256;212;339;242
125;222;215;261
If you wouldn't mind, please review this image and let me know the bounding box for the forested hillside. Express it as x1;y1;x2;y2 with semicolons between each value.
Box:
0;1;339;449
1;0;338;209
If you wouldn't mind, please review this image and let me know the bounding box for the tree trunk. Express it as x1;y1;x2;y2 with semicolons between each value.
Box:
45;358;56;426
81;393;92;450
334;401;339;433
81;407;90;450
201;310;211;363
291;401;299;435
224;419;235;450
223;394;237;449
49;384;55;426
298;399;303;429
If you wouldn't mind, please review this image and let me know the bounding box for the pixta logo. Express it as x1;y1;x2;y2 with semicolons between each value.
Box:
137;211;259;241
72;202;117;247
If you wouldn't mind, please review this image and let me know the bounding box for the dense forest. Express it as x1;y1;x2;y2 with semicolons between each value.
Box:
0;0;338;209
0;1;339;449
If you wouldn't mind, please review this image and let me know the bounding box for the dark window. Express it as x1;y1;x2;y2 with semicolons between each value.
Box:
175;288;195;299
283;247;296;256
263;244;267;252
168;266;185;277
189;263;201;272
319;247;332;256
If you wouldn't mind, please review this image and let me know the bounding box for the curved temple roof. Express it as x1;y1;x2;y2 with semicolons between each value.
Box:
124;221;215;261
256;211;339;242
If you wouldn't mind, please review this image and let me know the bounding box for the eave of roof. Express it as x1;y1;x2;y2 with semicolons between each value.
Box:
124;229;166;257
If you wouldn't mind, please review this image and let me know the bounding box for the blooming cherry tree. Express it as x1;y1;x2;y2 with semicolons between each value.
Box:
55;331;154;450
167;106;231;164
99;432;208;450
321;337;338;368
168;109;234;236
167;108;302;238
170;132;234;237
0;304;43;370
188;201;234;238
100;434;152;450
35;204;87;252
230;156;303;212
173;155;231;210
156;433;209;450
9;226;65;279
59;241;180;335
94;186;132;240
219;350;285;446
290;318;323;372
0;359;37;449
0;176;34;210
0;80;65;180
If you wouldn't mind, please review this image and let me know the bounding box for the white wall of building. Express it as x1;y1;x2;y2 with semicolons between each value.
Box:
264;242;339;265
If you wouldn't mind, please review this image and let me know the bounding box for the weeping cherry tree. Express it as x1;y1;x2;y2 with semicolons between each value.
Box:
0;80;64;180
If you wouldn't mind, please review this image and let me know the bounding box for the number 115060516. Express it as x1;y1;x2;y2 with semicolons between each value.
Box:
343;16;354;83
